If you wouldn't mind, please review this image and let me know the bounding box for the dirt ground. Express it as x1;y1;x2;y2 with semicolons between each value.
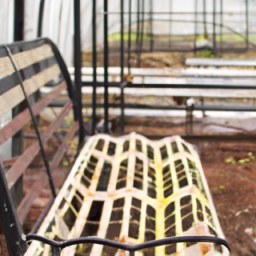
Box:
199;142;256;256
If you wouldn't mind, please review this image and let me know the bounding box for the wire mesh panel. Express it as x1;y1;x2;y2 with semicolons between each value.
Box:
25;133;227;256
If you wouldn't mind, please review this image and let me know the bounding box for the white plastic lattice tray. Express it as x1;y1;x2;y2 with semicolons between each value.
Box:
25;133;228;256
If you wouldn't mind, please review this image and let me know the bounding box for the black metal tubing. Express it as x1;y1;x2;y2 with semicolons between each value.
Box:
82;103;256;113
120;0;124;81
37;0;45;37
203;0;207;38
104;0;109;133
0;163;27;256
149;0;154;51
5;45;57;199
245;0;249;51
127;0;132;73
220;0;223;56
92;0;97;135
138;0;145;67
74;0;85;146
14;0;24;41
88;81;256;90
213;0;216;54
194;0;197;55
26;234;230;253
136;0;141;57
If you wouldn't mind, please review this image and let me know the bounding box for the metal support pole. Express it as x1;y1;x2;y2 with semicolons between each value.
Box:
104;0;109;133
169;0;172;48
128;0;132;74
92;0;97;135
120;0;124;81
245;0;249;51
194;0;198;55
220;0;223;55
149;0;153;52
120;0;125;134
120;86;125;135
138;0;144;67
136;0;141;65
213;0;216;55
203;0;207;38
37;0;45;37
74;0;85;146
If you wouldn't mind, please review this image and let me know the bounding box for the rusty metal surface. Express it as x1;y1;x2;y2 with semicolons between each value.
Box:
17;121;78;225
0;81;67;146
25;133;228;256
5;101;73;189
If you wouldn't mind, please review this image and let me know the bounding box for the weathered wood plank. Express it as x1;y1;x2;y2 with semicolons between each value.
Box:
5;101;73;189
0;64;61;116
17;121;78;224
0;81;67;146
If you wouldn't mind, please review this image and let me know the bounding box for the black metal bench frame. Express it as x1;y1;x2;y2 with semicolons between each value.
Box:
0;38;230;256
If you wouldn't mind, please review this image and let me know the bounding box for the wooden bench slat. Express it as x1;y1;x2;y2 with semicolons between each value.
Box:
0;63;61;116
0;81;67;146
17;121;79;224
12;44;54;71
5;101;73;189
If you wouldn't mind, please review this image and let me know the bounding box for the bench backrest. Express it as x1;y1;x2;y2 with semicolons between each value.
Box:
0;38;84;253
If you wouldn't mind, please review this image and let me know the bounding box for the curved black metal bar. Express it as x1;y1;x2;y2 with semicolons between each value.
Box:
26;234;230;253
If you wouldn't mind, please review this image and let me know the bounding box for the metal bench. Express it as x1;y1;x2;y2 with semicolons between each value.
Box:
0;38;230;256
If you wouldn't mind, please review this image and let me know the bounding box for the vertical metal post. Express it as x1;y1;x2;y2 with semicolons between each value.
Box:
128;0;132;74
168;0;172;48
203;0;207;38
104;0;109;133
92;0;97;135
149;0;153;52
120;0;125;134
194;0;198;55
245;0;249;51
120;0;124;82
213;0;216;54
13;0;25;206
74;0;85;146
220;0;223;56
136;0;141;64
37;0;45;37
120;86;125;135
138;0;144;67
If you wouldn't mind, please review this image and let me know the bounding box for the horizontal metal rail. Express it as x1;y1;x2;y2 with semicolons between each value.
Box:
26;234;230;255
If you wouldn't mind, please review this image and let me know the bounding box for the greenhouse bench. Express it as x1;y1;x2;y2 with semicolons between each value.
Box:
0;38;230;256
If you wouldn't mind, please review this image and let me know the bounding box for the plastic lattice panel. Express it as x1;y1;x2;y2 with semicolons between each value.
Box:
25;133;227;256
